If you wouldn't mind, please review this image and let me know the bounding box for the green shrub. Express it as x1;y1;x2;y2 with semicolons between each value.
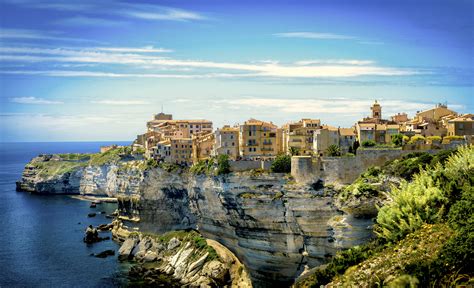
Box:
444;135;464;142
190;159;214;175
216;155;230;175
391;134;404;147
361;140;376;147
270;154;291;173
403;135;410;142
375;145;473;242
326;144;341;156
426;136;442;142
408;135;425;144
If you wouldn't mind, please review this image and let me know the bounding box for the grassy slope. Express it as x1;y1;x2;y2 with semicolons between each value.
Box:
296;146;473;287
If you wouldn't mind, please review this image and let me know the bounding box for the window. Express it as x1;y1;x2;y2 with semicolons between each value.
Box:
230;135;234;139
232;142;235;146
190;125;193;128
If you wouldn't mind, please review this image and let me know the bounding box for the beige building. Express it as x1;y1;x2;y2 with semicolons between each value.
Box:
282;119;321;155
339;128;357;152
214;125;240;160
447;114;474;136
192;132;215;163
170;138;193;166
415;103;457;122
239;119;283;159
153;140;171;162
313;125;339;156
390;113;409;123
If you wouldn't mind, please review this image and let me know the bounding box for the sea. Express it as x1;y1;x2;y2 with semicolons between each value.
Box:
0;142;132;287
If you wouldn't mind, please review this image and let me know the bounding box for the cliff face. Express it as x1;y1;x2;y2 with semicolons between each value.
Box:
122;170;373;287
18;155;373;286
16;155;84;194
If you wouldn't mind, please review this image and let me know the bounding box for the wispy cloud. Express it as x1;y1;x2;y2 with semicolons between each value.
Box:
225;98;434;115
95;46;173;53
0;46;419;78
0;28;103;43
294;59;375;66
10;96;63;104
91;100;149;105
121;7;206;21
274;32;355;40
5;0;206;23
57;16;126;27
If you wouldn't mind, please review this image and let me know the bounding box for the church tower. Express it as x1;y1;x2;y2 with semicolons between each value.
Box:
371;100;382;120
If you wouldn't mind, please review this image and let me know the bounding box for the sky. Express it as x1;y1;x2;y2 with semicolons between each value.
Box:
0;0;473;142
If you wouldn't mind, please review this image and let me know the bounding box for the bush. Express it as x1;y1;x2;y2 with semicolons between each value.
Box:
375;146;473;242
361;140;376;147
444;135;464;142
426;136;442;142
216;155;230;175
408;135;425;144
326;144;341;156
391;134;404;147
190;159;213;175
270;154;291;173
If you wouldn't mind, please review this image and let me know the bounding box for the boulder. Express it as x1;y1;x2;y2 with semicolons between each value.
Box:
94;249;115;258
118;237;138;260
132;236;153;259
142;251;158;262
167;237;181;250
202;260;229;283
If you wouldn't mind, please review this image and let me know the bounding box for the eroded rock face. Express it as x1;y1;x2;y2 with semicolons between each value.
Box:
16;155;84;194
17;155;374;286
123;170;374;287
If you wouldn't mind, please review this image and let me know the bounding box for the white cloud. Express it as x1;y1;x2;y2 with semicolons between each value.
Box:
10;97;63;104
225;98;434;116
96;46;173;53
119;6;206;21
294;59;375;66
0;46;419;78
58;16;126;27
0;28;103;43
91;100;149;105
274;32;355;40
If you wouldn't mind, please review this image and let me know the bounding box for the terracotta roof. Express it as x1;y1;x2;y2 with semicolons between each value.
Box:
339;128;356;136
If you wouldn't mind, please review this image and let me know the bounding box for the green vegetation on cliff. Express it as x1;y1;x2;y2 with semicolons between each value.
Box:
297;146;473;287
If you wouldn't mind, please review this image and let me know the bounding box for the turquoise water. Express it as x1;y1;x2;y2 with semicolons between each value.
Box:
0;142;130;287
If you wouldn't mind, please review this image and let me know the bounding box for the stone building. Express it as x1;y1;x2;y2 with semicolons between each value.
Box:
213;125;240;160
239;119;283;160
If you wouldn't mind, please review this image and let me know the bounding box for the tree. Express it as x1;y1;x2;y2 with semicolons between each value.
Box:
391;134;404;147
270;154;291;173
216;155;230;175
288;147;300;156
361;140;376;147
352;140;360;155
326;144;342;156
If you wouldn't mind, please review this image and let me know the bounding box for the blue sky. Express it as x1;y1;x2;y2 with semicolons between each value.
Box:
1;0;473;141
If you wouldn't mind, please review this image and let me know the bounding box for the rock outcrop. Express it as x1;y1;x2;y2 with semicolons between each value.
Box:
115;229;252;287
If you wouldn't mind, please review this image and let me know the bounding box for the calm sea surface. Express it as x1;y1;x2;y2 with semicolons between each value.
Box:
0;142;131;287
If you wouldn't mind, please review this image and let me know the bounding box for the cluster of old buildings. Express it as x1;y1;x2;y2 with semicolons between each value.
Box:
132;101;473;166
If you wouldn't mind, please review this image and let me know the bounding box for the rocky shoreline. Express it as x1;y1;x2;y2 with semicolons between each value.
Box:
110;220;252;287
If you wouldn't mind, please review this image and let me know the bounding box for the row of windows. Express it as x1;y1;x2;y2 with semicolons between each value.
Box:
248;147;257;152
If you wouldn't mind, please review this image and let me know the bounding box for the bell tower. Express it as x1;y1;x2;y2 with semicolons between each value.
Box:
371;100;382;120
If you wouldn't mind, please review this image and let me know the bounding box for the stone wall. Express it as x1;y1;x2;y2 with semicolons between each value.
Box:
229;160;273;172
292;148;446;185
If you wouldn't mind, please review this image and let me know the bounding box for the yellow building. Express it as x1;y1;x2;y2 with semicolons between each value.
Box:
192;132;215;163
282;119;321;155
239;119;282;159
170;138;193;166
447;114;474;136
415;103;457;122
214;125;240;160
